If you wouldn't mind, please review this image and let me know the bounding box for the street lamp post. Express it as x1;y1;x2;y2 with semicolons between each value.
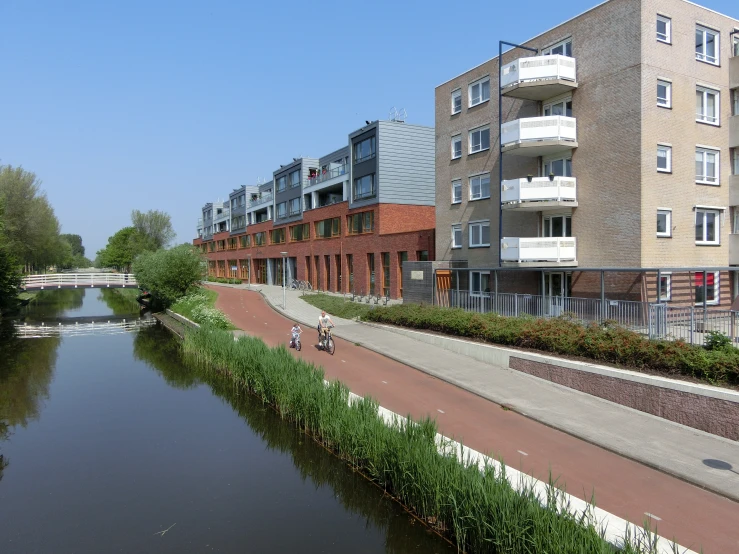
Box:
281;252;288;309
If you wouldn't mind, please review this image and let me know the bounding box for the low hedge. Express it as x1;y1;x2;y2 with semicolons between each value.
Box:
206;276;242;284
302;294;373;320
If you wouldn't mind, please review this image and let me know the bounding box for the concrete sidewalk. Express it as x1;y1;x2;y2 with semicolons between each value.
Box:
212;282;739;502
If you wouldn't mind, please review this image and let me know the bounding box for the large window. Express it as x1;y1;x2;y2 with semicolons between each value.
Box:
290;223;310;242
367;253;376;296
451;224;462;248
398;252;407;297
354;136;376;163
451;89;462;114
289;169;301;188
656;15;671;43
469;220;490;248
468;77;490;107
276;201;287;218
470;271;491;296
696;25;719;65
696;148;719;184
543;215;572;237
452;180;462;204
353;174;375;201
315;217;341;239
696;87;719;125
347;211;374;235
733;90;739;116
417;250;429;261
695;208;720;245
469;126;490;154
276;175;287;192
270;228;286;245
469;174;490;200
659;273;671;301
543;98;572;117
254;232;266;246
657;79;671;107
544;156;572;177
657;209;672;237
657;144;672;172
289;197;301;216
381;252;390;297
695;271;719;305
451;135;462;159
542;38;572;56
239;235;251;248
734;35;739;57
733;148;739;176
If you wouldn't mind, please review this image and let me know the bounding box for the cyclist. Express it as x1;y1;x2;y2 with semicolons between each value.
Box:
290;323;302;349
317;311;335;345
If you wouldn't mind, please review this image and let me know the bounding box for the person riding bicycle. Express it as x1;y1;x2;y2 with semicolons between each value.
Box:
317;311;335;344
290;323;302;348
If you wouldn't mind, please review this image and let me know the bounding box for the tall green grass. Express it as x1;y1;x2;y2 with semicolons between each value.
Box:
181;326;682;553
170;288;234;329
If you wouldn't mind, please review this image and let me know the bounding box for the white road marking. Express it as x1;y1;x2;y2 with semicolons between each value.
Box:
518;450;529;456
644;512;662;521
342;360;346;363
382;380;388;384
437;409;445;414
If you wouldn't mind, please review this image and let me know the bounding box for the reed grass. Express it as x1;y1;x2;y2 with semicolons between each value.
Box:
181;326;684;554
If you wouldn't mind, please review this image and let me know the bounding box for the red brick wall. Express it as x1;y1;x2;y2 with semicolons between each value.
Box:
378;204;435;235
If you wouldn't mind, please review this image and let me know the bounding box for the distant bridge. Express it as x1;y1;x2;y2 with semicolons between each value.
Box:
21;273;138;290
14;317;156;338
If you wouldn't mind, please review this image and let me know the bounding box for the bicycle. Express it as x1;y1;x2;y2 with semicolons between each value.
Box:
289;330;302;351
319;326;335;355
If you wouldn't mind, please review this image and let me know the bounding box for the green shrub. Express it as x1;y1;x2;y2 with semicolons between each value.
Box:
705;330;732;351
170;289;233;330
132;245;203;308
205;276;242;284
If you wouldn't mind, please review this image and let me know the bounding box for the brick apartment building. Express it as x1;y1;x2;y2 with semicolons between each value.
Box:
193;120;436;299
435;0;739;308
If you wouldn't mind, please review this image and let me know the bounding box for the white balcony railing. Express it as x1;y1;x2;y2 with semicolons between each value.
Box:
501;177;576;205
501;237;577;264
248;193;273;208
501;55;576;88
308;165;348;187
501;116;577;147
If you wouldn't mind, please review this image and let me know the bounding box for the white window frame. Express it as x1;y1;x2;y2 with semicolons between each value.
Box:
695;271;719;306
695;25;719;65
733;148;739;176
451;89;462;114
289;197;301;216
451;135;462;159
657;144;672;173
659;273;672;301
469;270;491;297
276;176;287;193
276;201;287;219
468;76;490;108
543;154;572;177
289;169;301;188
469;174;491;201
468;220;491;248
657;208;672;237
451;224;462;249
542;38;572;57
656;15;671;44
657;79;671;108
695;147;720;185
696;86;720;125
732;206;739;234
732;89;739;117
695;208;720;245
469;126;490;154
451;180;462;204
734;34;739;57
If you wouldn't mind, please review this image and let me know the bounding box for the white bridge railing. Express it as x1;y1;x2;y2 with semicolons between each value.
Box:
22;273;138;290
15;318;155;338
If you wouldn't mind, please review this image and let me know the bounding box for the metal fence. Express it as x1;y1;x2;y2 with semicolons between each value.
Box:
441;290;737;346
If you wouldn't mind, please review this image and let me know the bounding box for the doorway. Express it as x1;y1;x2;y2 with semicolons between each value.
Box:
542;215;572;237
543;272;570;316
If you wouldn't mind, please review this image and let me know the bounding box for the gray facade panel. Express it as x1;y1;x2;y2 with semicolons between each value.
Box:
378;121;435;206
350;128;378;207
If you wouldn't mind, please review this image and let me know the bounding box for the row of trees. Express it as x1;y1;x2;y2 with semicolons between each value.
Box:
96;210;176;272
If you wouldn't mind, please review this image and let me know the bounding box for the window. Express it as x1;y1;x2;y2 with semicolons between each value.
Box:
353;174;375;201
416;250;429;261
270;228;286;244
696;26;719;65
290;223;310;242
354;136;376;163
657;209;672;237
657;144;672;172
276;201;287;218
543;156;572;177
733;207;739;234
239;235;250;248
289;197;301;216
367;253;376;296
695;208;720;244
695;148;719;184
452;180;462;204
398;252;407;297
659;274;672;301
542;39;572;57
470;271;491;296
315;217;341;239
289;169;301;188
381;252;390;297
451;89;462;114
451;135;462;159
469;174;491;200
347;211;374;235
734;34;739;57
254;232;266;246
733;148;739;175
696;87;719;125
657;80;671;107
543;215;572;237
543;98;572;117
469;221;491;247
276;175;287;192
695;272;719;305
732;89;739;116
451;224;462;248
468;77;490;107
469;126;490;154
656;15;671;43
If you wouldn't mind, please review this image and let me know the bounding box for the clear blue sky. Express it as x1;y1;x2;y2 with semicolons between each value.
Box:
0;0;736;255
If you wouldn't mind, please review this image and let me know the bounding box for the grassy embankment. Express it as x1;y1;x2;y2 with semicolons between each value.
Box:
170;288;235;330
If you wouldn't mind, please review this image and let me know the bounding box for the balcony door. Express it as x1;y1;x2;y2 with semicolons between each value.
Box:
544;99;572;117
543;156;572;177
543;271;571;316
542;215;572;237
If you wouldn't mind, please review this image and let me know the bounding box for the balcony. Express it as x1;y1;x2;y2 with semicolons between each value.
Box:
248;193;273;209
501;55;577;101
501;176;577;211
501;237;577;267
306;165;348;189
501;116;577;156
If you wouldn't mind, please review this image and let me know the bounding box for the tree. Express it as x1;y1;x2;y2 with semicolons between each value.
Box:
131;210;176;250
0;198;22;315
96;227;140;272
60;234;85;257
132;245;203;308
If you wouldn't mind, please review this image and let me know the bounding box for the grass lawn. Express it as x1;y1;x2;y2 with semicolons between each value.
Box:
301;294;373;320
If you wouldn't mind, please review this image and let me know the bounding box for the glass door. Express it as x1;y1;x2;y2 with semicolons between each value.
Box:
544;272;567;316
543;215;572;237
543;99;572;117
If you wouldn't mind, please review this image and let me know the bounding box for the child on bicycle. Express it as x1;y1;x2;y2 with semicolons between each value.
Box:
290;323;302;348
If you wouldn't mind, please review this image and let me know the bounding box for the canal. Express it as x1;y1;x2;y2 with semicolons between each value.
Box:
0;289;454;553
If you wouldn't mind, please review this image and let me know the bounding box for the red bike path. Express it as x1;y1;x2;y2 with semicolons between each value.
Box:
210;286;739;553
